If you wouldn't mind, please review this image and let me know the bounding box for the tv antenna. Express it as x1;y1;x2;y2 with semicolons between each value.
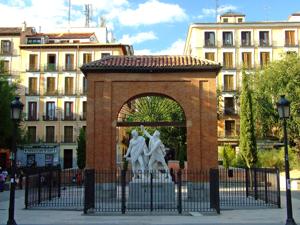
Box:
215;0;219;22
84;4;93;27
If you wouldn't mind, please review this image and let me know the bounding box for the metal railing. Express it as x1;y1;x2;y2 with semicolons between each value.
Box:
24;168;280;213
61;135;76;143
44;64;58;72
62;113;76;121
43;115;58;121
62;64;76;71
26;64;40;72
25;88;39;96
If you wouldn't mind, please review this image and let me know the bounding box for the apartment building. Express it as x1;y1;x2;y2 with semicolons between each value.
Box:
0;23;35;169
184;12;300;146
17;26;133;168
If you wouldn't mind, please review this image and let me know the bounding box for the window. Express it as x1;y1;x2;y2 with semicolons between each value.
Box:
46;77;56;95
238;18;243;23
46;126;55;143
65;54;74;70
29;54;38;71
28;126;36;143
28;102;37;120
204;32;215;47
28;77;38;95
0;60;9;73
45;154;54;166
83;53;92;64
224;97;235;115
242;52;252;68
223;18;228;23
205;52;215;61
223;32;233;46
27;154;36;167
81;101;87;120
64;102;73;120
259;31;270;46
1;40;11;54
225;120;235;137
285;30;296;46
260;52;270;67
223;52;233;69
241;31;251;46
65;77;74;95
64;126;73;143
27;38;41;44
101;53;111;58
83;77;88;95
45;102;56;120
224;75;234;91
47;54;56;71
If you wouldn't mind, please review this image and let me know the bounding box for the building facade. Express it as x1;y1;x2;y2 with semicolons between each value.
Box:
14;26;133;168
184;12;300;147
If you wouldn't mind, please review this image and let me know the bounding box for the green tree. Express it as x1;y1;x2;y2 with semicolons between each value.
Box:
77;128;86;169
0;61;18;148
253;53;300;145
221;145;235;168
239;70;258;168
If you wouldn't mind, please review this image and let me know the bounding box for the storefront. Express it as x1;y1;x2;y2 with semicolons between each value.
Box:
0;149;10;169
17;144;60;167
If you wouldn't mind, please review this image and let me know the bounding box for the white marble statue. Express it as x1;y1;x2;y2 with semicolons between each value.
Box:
141;125;170;180
124;129;149;179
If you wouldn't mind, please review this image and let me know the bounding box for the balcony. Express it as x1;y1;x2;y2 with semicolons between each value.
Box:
44;63;58;72
61;135;76;143
0;48;12;55
44;90;59;96
26;64;40;72
218;131;238;139
222;86;235;92
259;40;271;47
204;41;216;48
25;114;39;121
63;64;76;72
44;135;58;144
64;89;76;96
62;113;76;121
25;89;39;96
222;65;235;70
224;108;238;116
284;42;298;47
80;113;87;121
43;115;58;121
240;41;253;47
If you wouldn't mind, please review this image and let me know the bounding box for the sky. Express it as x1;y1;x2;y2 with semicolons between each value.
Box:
0;0;300;55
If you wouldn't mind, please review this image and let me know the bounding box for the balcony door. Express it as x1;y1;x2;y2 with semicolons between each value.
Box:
46;102;56;120
28;102;37;120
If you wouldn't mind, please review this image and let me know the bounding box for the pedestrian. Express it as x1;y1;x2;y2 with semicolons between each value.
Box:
0;171;5;192
18;170;24;189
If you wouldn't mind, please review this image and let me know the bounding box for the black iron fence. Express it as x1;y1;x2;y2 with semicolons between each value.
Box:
25;167;280;214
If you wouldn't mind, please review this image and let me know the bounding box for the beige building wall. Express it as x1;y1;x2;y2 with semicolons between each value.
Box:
184;13;300;145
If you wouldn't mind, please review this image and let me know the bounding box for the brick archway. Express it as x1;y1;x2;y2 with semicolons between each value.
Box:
81;55;221;171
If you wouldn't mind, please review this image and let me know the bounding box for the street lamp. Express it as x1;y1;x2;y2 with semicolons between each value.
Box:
276;95;297;225
7;96;23;225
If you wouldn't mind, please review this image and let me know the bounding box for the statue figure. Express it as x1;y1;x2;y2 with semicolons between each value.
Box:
124;130;148;180
141;125;170;180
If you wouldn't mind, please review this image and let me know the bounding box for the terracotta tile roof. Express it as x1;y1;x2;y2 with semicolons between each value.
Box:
0;27;33;35
81;55;221;74
27;32;94;39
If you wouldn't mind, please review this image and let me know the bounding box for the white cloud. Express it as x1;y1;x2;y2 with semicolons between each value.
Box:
119;31;157;45
106;0;188;27
135;38;185;55
197;4;238;19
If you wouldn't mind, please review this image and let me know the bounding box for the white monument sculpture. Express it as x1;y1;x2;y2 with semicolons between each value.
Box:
124;129;149;179
124;126;171;181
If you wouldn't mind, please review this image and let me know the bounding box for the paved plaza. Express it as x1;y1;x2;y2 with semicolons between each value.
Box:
0;190;300;225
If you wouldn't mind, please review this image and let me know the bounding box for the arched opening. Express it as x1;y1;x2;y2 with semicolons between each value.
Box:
116;93;187;169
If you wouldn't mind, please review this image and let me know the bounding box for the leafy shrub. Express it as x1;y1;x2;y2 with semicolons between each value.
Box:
220;145;236;168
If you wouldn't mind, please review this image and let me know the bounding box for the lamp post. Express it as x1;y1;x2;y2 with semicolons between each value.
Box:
276;95;297;225
7;96;23;225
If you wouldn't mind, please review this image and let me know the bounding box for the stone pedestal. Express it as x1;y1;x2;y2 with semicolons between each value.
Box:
187;182;210;201
128;181;175;209
95;183;117;199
